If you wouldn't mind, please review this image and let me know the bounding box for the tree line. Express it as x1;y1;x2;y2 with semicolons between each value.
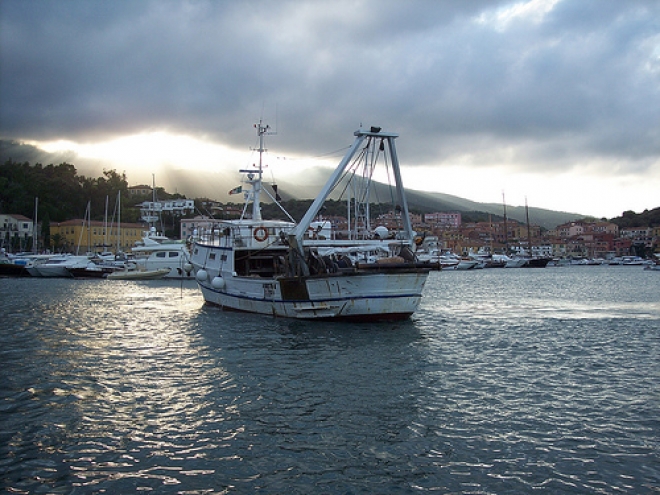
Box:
0;160;130;223
2;160;657;230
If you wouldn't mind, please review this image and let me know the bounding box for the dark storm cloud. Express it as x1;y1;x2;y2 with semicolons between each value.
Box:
1;0;659;175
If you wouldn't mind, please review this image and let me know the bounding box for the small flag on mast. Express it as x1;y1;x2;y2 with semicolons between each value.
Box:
228;186;242;195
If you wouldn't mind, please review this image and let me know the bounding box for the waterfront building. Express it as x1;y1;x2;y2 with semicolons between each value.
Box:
181;215;215;240
50;219;144;254
424;212;461;229
0;214;35;252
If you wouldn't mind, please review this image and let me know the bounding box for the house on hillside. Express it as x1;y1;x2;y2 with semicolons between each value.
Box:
128;185;153;197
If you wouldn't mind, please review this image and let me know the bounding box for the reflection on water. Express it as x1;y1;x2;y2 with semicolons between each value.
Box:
1;269;659;493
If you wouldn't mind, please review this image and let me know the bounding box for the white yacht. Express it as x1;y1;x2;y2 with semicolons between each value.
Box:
30;254;92;277
131;229;194;279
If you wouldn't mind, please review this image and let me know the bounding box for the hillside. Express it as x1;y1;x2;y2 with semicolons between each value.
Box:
0;140;647;229
251;167;584;229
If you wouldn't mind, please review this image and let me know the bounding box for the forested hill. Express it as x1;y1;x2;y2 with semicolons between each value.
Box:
0;160;131;223
611;207;660;228
1;157;657;229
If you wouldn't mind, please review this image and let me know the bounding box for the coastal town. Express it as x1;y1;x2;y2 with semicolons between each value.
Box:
183;210;659;263
2;181;659;264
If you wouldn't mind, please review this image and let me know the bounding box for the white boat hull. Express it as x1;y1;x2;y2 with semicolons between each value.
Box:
190;124;429;322
35;265;73;277
106;268;171;280
138;259;194;279
505;258;528;268
196;270;428;320
33;255;91;277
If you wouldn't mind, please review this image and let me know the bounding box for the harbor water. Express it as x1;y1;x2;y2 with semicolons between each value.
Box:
1;267;659;494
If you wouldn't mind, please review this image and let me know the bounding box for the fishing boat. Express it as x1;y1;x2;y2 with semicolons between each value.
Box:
188;123;431;320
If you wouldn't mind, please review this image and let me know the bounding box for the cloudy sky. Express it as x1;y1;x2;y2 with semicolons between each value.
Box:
1;0;659;218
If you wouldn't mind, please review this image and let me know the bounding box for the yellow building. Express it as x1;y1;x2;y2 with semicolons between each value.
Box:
50;219;145;253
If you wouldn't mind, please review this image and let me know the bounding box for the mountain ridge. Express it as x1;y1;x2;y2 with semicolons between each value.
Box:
0;140;597;229
206;167;586;229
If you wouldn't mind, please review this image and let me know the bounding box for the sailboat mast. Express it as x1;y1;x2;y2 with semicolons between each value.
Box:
117;191;121;254
525;196;531;257
489;213;493;254
33;197;38;254
152;174;163;233
77;201;91;255
88;203;91;253
502;192;509;255
104;195;109;249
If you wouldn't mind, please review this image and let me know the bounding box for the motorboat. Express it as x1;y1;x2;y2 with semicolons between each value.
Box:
504;257;527;268
524;257;551;268
30;254;92;277
131;233;193;279
414;239;476;270
504;256;550;268
189;123;431;320
0;250;34;277
621;256;651;266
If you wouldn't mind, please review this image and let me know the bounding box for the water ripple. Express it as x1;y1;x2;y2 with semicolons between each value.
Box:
1;271;659;493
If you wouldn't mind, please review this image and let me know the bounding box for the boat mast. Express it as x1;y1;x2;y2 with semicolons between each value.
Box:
525;196;531;257
241;120;271;221
253;120;267;221
502;192;509;255
77;201;91;255
104;195;109;250
117;190;121;254
489;213;493;254
346;186;352;240
289;127;411;272
385;135;414;238
33;197;38;254
152;174;163;233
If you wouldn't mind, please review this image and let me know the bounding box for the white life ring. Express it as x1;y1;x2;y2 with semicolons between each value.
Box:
254;226;268;242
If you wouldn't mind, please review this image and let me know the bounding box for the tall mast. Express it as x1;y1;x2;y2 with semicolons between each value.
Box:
253;121;267;221
489;213;493;253
502;191;509;255
152;173;162;232
525;196;531;257
241;120;271;221
104;195;108;250
117;190;121;253
33;197;38;254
